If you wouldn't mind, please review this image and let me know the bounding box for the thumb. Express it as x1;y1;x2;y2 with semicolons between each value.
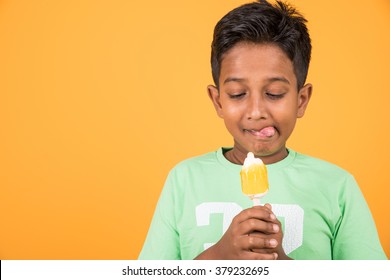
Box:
264;203;272;210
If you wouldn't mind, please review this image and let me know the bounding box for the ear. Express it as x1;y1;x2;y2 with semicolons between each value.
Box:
207;85;224;118
297;83;312;118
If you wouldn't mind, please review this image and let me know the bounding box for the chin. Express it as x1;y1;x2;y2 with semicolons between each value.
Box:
251;147;275;157
252;147;287;163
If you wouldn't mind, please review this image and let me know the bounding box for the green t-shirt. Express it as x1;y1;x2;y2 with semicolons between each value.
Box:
139;148;387;260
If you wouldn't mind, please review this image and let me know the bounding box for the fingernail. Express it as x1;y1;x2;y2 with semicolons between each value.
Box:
273;224;279;232
269;239;278;247
273;253;278;260
270;213;276;220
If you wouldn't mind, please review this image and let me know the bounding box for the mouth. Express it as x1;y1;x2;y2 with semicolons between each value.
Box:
244;126;276;138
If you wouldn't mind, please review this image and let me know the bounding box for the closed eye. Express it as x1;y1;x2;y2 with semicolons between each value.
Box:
266;92;285;100
229;92;246;99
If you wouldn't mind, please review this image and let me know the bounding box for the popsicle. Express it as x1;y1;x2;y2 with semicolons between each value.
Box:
240;152;269;206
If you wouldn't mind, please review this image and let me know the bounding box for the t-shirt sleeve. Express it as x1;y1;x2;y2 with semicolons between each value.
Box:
332;174;387;259
138;170;181;260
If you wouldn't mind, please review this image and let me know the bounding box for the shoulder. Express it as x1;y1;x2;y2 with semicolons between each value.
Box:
288;150;359;191
170;150;220;173
292;150;352;178
163;150;221;186
288;151;366;213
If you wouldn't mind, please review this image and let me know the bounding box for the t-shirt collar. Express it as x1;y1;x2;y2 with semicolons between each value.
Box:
216;147;296;172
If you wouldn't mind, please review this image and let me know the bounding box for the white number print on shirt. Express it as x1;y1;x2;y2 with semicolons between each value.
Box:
196;202;304;255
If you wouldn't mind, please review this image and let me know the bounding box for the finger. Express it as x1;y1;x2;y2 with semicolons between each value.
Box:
234;207;276;224
240;218;280;235
244;251;278;260
264;203;272;210
245;235;278;251
251;247;276;254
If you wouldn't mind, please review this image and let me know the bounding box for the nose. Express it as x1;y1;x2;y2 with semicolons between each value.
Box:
247;95;267;120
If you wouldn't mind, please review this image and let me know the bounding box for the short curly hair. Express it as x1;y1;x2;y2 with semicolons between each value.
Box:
211;0;311;90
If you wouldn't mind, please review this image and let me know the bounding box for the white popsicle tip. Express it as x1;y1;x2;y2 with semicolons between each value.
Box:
243;152;263;168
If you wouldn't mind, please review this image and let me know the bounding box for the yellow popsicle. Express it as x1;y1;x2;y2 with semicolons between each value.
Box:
240;152;269;200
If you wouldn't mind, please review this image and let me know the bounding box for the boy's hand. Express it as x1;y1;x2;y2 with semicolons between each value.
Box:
195;203;289;260
248;204;291;260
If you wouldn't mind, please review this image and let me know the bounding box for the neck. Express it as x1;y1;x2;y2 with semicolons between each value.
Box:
224;146;289;165
224;148;245;165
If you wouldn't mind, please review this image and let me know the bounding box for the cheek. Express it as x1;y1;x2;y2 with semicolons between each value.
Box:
279;96;299;114
221;106;243;132
276;106;297;120
271;102;298;128
221;101;243;120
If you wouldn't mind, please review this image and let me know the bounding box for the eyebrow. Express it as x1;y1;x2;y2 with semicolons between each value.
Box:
223;76;290;85
223;77;246;85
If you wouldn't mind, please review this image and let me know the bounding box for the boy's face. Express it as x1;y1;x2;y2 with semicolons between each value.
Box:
208;42;312;164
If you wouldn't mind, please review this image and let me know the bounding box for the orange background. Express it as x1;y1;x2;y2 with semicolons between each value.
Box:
1;0;389;259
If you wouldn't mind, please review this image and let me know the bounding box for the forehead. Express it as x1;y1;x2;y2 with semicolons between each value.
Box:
220;42;297;86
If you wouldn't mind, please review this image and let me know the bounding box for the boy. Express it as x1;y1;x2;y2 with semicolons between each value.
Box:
139;0;387;259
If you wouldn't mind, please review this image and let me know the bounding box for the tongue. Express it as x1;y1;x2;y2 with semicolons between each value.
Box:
259;127;275;137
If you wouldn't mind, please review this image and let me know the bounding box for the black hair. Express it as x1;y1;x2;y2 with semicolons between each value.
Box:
211;0;311;89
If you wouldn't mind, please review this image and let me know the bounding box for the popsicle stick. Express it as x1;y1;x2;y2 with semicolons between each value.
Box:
252;197;260;206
